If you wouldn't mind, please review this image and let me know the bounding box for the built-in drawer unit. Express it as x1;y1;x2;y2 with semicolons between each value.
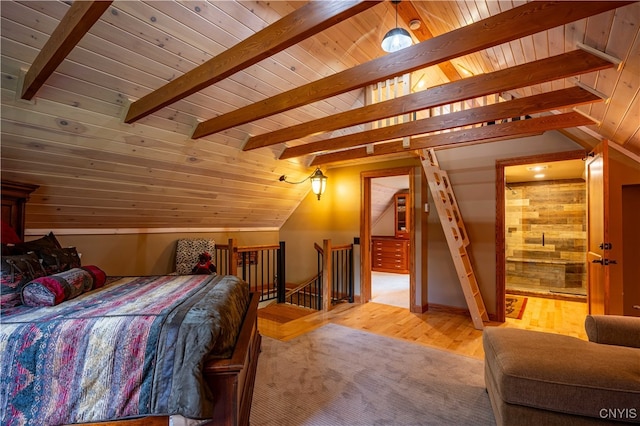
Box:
371;236;409;274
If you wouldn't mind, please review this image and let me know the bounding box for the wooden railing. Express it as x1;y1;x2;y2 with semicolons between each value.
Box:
329;242;355;305
283;272;322;310
369;74;534;135
214;238;353;309
284;239;354;311
215;238;283;302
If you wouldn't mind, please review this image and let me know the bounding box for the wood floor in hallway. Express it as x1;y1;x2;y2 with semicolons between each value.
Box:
257;295;588;360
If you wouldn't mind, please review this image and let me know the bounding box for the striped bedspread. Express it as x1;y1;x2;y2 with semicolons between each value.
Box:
0;274;250;425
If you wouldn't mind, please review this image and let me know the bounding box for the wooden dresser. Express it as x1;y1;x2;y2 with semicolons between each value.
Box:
371;236;409;274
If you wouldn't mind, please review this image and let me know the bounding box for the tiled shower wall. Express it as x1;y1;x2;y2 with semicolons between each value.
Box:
505;179;586;290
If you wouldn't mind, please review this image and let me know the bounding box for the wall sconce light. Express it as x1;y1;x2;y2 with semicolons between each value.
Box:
279;167;328;200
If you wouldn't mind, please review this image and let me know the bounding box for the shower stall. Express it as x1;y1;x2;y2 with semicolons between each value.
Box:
504;179;587;297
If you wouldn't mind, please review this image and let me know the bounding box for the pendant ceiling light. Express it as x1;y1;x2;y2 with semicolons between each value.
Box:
381;0;412;53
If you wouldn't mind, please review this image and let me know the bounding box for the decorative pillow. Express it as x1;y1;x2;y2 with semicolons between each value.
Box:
21;265;107;307
11;232;62;255
38;246;81;274
175;239;215;275
191;252;217;275
1;252;47;308
1;220;22;244
82;265;107;289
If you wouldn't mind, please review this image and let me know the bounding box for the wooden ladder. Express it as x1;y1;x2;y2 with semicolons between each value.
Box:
420;149;488;330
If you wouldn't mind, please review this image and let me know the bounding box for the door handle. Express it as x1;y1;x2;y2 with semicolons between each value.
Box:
592;259;617;265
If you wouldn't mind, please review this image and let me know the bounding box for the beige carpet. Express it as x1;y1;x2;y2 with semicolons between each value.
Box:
371;271;409;308
251;324;495;425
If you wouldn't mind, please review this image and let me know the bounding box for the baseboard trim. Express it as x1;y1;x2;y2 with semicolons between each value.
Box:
428;303;471;317
411;303;428;314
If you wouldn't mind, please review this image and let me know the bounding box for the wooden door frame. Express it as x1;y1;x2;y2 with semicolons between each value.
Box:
361;166;416;310
585;142;608;315
495;149;585;322
621;184;640;316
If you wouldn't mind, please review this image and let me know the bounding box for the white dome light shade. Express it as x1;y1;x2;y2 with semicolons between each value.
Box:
381;27;412;52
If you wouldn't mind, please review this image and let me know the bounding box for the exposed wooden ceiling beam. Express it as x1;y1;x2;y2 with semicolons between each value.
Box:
192;1;631;139
282;87;602;159
282;87;601;159
123;1;380;124
311;112;595;165
396;1;463;82
244;49;613;151
20;1;112;100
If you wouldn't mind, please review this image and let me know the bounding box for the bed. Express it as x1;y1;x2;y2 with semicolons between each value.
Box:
0;181;261;426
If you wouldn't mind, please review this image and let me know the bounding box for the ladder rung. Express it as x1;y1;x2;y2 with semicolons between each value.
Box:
453;208;461;222
422;148;486;331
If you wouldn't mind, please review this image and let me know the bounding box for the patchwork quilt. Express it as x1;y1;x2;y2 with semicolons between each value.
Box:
0;274;250;425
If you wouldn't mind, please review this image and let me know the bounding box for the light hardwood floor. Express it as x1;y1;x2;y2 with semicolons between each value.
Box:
258;295;588;360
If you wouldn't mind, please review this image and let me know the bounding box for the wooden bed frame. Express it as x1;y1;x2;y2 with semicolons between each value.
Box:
1;180;39;240
1;180;262;426
205;291;262;426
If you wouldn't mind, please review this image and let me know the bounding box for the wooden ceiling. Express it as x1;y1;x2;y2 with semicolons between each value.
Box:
1;1;638;231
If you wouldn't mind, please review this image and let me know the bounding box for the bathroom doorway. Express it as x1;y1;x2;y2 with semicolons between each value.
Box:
497;150;588;313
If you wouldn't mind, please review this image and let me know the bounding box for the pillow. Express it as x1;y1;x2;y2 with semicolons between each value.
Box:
1;252;47;308
82;265;107;289
175;239;215;275
9;233;78;274
11;232;61;255
21;265;106;307
1;220;22;244
38;246;81;274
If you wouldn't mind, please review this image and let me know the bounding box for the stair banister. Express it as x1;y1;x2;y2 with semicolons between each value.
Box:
322;239;332;311
284;273;321;299
228;237;238;275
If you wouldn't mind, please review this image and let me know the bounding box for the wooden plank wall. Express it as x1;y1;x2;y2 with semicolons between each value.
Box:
0;1;638;231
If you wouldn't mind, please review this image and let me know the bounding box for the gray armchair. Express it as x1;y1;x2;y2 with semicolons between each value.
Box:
483;315;640;425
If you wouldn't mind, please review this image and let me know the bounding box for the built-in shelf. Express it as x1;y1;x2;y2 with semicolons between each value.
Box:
394;193;409;239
